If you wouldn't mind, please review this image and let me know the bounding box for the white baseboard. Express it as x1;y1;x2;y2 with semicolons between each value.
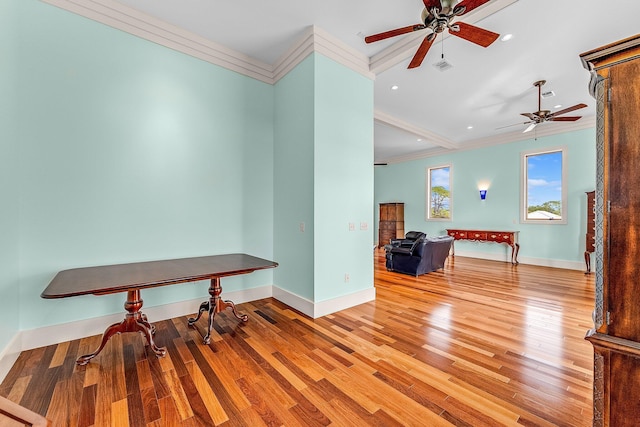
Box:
453;250;585;271
272;285;376;318
314;287;376;318
0;333;21;384
272;286;315;317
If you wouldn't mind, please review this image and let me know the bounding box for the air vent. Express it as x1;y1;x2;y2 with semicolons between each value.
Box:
541;90;555;98
432;59;453;71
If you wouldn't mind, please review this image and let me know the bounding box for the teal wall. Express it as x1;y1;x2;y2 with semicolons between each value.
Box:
273;53;375;303
375;129;596;265
2;0;375;350
0;0;21;351
314;55;374;302
11;0;275;331
273;56;316;300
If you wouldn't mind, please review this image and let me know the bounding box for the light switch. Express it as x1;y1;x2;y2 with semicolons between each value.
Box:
299;222;305;232
360;222;368;231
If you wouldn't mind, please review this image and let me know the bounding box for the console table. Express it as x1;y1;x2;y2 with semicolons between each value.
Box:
446;229;519;264
42;254;278;365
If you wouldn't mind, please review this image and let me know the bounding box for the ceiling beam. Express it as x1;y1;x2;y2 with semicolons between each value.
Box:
374;110;458;150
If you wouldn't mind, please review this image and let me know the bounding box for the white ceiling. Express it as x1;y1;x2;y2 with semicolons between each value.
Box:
112;0;639;163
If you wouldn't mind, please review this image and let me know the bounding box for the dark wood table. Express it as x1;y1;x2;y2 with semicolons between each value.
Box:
42;254;278;365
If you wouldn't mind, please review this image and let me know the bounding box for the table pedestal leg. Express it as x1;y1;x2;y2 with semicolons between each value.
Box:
188;277;248;344
511;243;520;265
76;289;167;365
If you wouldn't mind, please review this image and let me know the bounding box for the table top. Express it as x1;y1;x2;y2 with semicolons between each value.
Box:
446;229;519;233
42;253;278;299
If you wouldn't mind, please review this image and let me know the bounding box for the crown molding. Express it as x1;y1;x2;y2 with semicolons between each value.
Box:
42;0;275;82
41;0;373;85
459;115;596;152
272;25;374;83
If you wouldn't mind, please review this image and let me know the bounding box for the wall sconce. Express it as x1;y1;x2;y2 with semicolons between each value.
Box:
479;189;487;200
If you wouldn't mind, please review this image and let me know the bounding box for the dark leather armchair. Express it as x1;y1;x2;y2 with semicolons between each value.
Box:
388;231;426;249
385;235;453;276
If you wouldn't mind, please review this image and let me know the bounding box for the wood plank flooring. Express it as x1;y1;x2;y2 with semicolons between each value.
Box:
0;252;595;426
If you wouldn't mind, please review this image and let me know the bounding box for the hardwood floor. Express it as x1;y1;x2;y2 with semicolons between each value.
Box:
0;252;595;426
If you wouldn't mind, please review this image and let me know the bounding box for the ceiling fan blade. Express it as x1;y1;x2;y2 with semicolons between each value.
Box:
549;103;588;117
521;113;536;120
454;0;492;15
496;122;530;130
423;0;442;9
549;116;582;122
449;22;499;47
408;35;436;69
523;123;537;133
365;24;426;43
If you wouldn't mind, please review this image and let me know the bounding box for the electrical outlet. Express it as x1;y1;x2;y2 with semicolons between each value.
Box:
349;223;355;231
344;273;350;283
299;222;305;232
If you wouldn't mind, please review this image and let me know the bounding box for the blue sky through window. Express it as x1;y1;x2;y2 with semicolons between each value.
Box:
527;151;562;208
431;167;450;190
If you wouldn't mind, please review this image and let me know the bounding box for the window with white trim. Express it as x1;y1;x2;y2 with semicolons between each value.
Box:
426;164;452;220
521;148;567;224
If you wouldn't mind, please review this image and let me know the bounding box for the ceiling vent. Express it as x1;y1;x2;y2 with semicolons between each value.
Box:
432;59;453;71
541;90;555;98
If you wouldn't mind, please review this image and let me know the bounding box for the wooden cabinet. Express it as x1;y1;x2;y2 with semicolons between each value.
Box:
378;203;404;247
580;34;640;427
585;190;596;273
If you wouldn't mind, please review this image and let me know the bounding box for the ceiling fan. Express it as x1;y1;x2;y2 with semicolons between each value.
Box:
507;80;587;133
364;0;500;69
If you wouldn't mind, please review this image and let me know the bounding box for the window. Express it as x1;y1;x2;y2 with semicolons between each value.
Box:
426;164;452;220
521;148;567;224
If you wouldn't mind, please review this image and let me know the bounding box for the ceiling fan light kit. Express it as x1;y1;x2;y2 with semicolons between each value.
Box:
364;0;500;69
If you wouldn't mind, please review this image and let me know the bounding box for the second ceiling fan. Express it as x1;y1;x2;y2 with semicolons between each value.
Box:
364;0;500;69
513;80;587;133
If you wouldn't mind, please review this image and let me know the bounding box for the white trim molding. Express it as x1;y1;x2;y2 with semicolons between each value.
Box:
273;26;374;83
40;0;374;84
375;110;458;150
273;286;376;319
313;287;376;318
382;116;596;164
0;333;21;384
453;251;584;271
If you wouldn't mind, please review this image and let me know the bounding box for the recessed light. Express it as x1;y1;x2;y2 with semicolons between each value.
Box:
554;104;562;109
391;85;399;90
467;125;473;130
417;138;423;142
501;33;513;42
